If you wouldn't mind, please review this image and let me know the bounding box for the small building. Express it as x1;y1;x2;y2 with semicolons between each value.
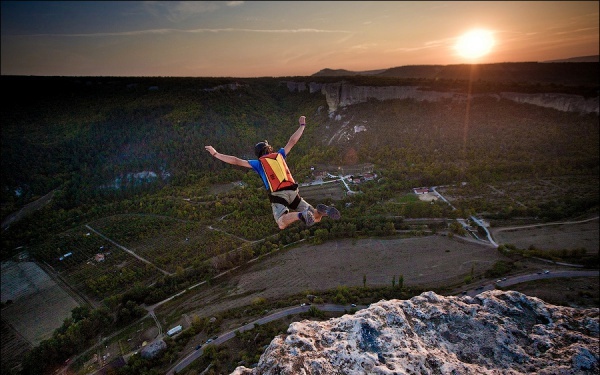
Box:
59;252;73;261
313;170;328;178
167;325;182;336
413;187;430;195
363;173;376;181
140;340;167;359
95;253;105;262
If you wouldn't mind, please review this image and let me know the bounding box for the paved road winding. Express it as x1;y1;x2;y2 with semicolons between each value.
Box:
168;267;599;374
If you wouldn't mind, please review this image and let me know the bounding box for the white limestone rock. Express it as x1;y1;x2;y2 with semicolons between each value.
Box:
231;290;598;375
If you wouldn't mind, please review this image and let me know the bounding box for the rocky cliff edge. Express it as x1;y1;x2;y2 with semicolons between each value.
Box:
231;290;598;375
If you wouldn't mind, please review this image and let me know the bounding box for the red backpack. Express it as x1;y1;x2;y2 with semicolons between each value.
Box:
259;152;297;192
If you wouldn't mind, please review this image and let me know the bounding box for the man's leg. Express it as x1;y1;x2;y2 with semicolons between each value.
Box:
272;201;291;229
277;211;306;229
295;199;322;225
272;199;315;229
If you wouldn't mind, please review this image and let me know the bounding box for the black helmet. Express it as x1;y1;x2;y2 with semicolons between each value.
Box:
254;140;271;157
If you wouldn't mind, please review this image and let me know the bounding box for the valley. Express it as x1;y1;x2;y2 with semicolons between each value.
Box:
1;72;597;374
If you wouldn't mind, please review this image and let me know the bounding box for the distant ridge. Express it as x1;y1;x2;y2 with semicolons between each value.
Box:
313;56;599;77
542;55;599;63
312;57;599;85
312;68;386;77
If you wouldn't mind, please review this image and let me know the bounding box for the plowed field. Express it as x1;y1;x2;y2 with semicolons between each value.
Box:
161;235;502;320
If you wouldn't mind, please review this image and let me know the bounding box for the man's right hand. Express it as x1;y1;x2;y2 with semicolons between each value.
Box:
299;116;306;126
205;145;217;156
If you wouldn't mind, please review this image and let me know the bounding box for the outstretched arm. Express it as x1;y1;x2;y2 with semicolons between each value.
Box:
205;145;251;168
283;116;306;156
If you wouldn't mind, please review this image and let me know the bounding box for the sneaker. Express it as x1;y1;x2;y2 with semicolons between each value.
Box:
301;209;316;226
316;204;341;220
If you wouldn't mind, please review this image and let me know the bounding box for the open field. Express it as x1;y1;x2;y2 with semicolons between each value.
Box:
156;220;599;346
492;217;599;252
1;261;80;346
1;318;32;373
2;175;597;371
2;217;598;372
34;223;166;300
299;180;348;202
436;175;598;214
88;215;245;273
157;234;503;321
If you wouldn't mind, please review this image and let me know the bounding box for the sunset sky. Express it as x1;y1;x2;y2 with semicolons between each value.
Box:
1;1;598;77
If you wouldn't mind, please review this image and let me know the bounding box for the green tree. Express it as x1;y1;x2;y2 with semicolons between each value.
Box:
313;228;329;244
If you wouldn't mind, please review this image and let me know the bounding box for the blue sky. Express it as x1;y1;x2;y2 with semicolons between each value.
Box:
1;1;598;77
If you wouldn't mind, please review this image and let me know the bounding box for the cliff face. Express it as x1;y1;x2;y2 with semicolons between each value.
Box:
498;92;599;115
321;82;457;113
284;81;599;115
231;290;599;375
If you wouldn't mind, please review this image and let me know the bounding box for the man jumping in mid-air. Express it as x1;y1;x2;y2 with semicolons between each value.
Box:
205;115;340;229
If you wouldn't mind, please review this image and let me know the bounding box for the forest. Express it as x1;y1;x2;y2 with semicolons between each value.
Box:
2;74;597;258
0;71;598;374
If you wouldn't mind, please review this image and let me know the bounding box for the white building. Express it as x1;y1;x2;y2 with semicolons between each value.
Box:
167;325;182;336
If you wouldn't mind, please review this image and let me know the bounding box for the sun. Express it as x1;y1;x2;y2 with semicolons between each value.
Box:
454;29;495;59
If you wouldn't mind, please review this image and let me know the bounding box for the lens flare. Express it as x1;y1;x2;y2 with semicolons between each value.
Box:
455;29;495;59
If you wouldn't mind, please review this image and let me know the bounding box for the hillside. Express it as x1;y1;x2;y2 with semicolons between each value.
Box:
0;71;598;375
2;73;598;219
1;73;598;261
